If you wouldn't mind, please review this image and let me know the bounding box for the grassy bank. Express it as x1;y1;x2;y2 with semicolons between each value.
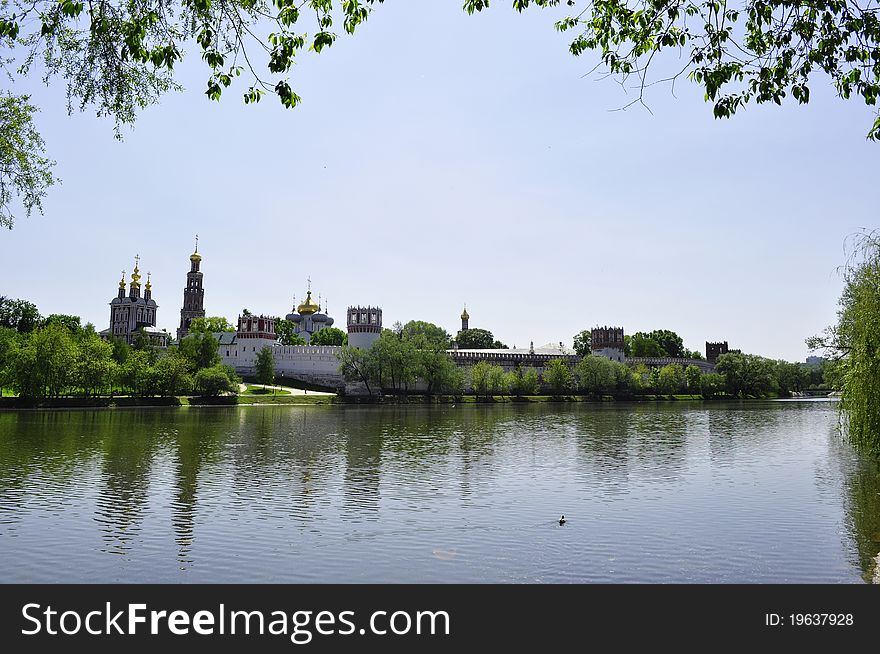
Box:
0;391;808;410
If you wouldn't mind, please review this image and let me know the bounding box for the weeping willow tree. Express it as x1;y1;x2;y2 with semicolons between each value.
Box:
810;230;880;452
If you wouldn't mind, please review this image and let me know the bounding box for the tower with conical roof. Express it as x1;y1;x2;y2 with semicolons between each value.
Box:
177;236;206;341
460;305;470;332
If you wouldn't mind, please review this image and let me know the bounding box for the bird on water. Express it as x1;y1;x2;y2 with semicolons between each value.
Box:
559;515;566;525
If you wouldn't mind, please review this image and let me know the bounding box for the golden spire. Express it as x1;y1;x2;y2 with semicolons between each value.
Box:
119;271;126;290
145;272;152;291
190;233;202;262
461;304;469;320
130;255;141;288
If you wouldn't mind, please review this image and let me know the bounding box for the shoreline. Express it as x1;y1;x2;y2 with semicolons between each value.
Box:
0;393;835;411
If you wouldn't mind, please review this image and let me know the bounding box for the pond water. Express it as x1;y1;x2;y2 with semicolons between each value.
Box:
0;400;878;583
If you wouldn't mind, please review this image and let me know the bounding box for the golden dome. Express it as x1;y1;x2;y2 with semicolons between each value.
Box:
190;251;202;262
130;257;141;288
119;271;126;290
461;306;470;320
297;290;320;315
145;272;152;291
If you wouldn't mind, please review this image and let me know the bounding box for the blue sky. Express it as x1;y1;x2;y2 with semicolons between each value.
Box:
1;2;876;361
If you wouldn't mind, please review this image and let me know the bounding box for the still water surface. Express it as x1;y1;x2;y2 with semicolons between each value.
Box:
1;400;878;583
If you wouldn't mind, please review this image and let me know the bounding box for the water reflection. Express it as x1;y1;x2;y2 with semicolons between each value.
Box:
842;455;880;582
95;416;158;555
0;401;878;582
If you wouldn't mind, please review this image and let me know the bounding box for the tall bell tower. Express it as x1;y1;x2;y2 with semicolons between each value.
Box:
177;235;206;341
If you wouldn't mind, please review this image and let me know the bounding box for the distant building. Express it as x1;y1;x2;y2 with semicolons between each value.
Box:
706;341;729;363
347;306;382;349
100;256;169;346
219;303;382;389
805;355;826;368
177;238;206;341
285;286;334;344
592;326;625;363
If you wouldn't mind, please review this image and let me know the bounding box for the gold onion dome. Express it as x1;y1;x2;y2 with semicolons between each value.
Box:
119;271;126;289
461;306;470;320
190;250;202;263
130;261;141;287
297;290;320;315
145;272;152;291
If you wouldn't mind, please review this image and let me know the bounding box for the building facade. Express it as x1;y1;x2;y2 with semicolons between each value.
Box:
217;303;384;389
177;240;206;341
591;326;626;363
100;256;169;346
346;305;382;349
706;341;729;363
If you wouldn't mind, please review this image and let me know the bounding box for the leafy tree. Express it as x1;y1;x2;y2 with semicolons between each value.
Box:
194;365;239;396
715;352;779;397
73;331;114;396
417;348;459;395
42;314;82;334
0;326;18;393
575;355;616;396
573;330;592;358
0;94;57;228
685;365;702;393
110;337;131;365
310;327;347;346
401;321;451;349
657;363;686;395
276;319;307;346
456;328;505;350
8;323;75;397
699;373;726;400
255;346;275;386
338;345;377;397
629;332;666;358
544;358;573;396
685;350;705;360
152;352;194;396
775;360;809;396
521;367;540;395
132;328;151;352
178;332;220;370
630;330;686;358
0;297;41;333
611;360;635;393
509;365;540;396
188;316;235;333
466;0;880;139
809;230;880;450
118;351;156;396
470;361;493;397
2;1;880;227
488;364;509;396
648;366;662;393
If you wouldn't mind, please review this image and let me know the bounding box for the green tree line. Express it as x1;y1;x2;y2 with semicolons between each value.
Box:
0;321;239;399
339;319;829;399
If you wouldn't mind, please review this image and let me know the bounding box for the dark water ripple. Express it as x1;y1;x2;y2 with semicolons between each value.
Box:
0;400;878;583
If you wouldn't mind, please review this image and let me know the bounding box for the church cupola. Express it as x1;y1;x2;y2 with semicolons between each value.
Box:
461;305;470;332
144;272;152;301
190;234;202;272
129;255;142;299
118;271;126;300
